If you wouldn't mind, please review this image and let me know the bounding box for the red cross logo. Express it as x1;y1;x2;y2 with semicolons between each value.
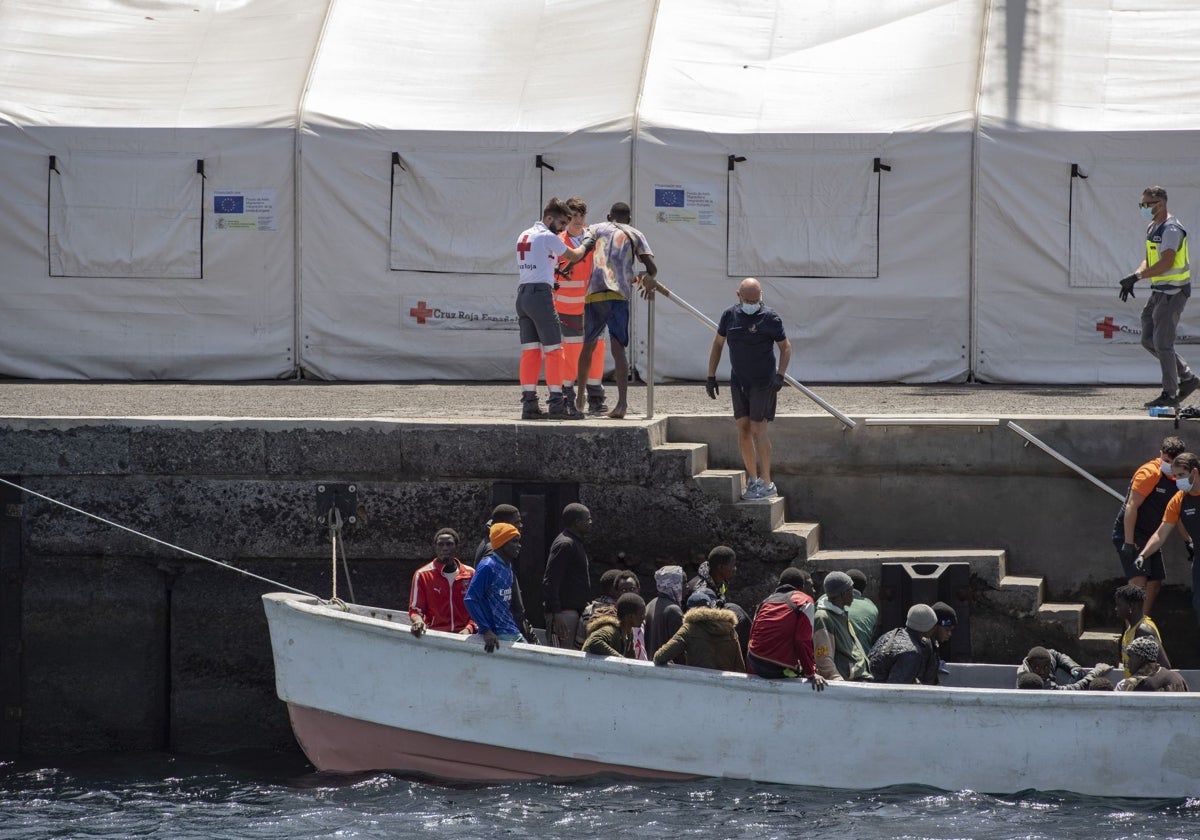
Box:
1095;317;1120;339
517;236;531;260
409;300;435;324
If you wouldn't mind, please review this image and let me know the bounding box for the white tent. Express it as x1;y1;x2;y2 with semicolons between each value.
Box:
0;0;1197;383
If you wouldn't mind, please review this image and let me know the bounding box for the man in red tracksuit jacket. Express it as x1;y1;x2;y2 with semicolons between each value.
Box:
746;567;826;690
408;527;476;636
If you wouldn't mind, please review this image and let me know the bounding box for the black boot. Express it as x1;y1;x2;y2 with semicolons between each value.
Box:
520;393;544;420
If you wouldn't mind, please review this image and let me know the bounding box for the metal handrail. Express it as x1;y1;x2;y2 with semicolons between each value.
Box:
646;283;856;429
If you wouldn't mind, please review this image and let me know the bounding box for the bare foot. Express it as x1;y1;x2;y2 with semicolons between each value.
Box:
606;404;627;419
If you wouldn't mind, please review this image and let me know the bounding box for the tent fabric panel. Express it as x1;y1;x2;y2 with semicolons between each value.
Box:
973;125;1200;384
298;128;634;380
0;127;295;380
641;0;985;133
48;153;203;279
0;0;329;128
727;152;880;278
389;152;543;275
303;0;653;132
633;127;970;384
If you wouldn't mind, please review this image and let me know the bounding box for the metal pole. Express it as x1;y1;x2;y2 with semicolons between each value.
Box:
655;283;857;429
646;292;655;419
1005;422;1124;502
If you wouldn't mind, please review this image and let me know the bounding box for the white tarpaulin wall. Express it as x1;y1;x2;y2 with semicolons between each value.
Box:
1;0;1199;383
975;0;1200;383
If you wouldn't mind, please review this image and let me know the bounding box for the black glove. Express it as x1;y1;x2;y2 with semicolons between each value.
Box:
1188;541;1195;564
1118;542;1139;564
705;377;719;399
581;235;597;254
771;372;785;393
1118;274;1138;302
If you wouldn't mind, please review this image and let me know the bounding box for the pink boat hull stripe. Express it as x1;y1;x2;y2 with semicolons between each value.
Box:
287;703;695;781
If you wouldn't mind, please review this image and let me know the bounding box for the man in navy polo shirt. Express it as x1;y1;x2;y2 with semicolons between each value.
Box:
705;277;791;500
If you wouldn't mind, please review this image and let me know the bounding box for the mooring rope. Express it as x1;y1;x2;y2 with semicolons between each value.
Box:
0;475;321;600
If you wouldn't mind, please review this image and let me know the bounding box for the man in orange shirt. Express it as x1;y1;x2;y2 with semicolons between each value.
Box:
1112;435;1188;616
408;528;476;636
556;198;608;416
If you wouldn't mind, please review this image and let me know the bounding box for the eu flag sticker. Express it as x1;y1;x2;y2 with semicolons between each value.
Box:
655;188;685;208
214;194;244;214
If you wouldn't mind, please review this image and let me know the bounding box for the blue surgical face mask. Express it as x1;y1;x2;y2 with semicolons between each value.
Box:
1177;475;1193;492
1141;206;1155;221
740;300;763;315
1162;459;1175;475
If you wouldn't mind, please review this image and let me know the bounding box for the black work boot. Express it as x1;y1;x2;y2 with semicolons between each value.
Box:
547;392;569;419
520;393;544;420
586;385;609;416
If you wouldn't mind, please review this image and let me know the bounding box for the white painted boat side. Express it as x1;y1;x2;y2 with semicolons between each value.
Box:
263;593;1200;798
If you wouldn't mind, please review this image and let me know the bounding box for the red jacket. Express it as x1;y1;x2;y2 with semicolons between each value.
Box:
409;559;476;633
747;586;817;677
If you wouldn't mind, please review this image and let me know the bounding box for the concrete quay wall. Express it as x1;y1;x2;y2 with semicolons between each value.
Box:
0;414;1185;758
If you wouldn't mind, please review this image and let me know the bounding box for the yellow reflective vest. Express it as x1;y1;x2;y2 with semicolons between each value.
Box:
1147;218;1190;290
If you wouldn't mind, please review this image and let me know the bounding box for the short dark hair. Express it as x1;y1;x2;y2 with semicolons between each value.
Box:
707;545;736;569
1017;673;1045;690
1025;646;1052;666
562;503;590;528
616;592;646;619
778;567;811;589
565;196;587;216
543;197;571;219
433;527;459;544
609;202;632;222
847;569;868;594
490;504;520;525
616;571;640;592
1115;583;1146;605
1087;677;1114;692
1161;436;1187;458
598;568;623;595
1173;452;1200;474
1143;185;1168;202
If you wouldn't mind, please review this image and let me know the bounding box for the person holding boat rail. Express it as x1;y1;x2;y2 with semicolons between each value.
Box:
745;567;826;690
408;528;476;637
464;523;524;653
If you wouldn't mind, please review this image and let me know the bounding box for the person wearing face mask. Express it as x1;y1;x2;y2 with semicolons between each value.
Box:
705;277;792;500
1117;186;1199;409
1112;435;1189;617
514;198;596;420
1131;451;1200;626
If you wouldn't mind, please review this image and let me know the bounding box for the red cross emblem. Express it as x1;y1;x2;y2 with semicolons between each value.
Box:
1095;317;1119;339
517;236;531;260
409;300;435;324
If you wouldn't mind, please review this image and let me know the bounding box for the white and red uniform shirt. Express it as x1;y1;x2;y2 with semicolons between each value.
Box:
516;221;568;286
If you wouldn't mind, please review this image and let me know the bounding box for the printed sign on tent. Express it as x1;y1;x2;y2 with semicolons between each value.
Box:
1078;309;1200;344
213;189;276;231
402;296;519;330
653;183;717;226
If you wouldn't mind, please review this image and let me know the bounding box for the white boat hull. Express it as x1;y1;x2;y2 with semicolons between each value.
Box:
263;593;1200;797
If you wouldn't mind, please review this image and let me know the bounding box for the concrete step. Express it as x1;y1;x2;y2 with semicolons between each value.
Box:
771;521;821;560
652;441;709;482
991;574;1045;613
722;495;786;531
811;549;1009;588
1079;630;1122;664
694;469;745;504
1038;602;1085;637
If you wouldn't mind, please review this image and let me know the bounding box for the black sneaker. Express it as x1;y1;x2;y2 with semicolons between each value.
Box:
1180;377;1200;403
1145;392;1180;409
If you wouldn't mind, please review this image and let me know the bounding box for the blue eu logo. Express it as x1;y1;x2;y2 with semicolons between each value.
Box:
655;188;685;208
215;195;244;214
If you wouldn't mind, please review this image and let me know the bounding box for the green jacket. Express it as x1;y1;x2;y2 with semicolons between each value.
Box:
582;614;635;658
652;606;745;672
813;600;872;681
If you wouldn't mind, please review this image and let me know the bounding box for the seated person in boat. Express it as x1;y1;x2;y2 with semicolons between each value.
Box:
1087;677;1115;691
1116;636;1189;692
1016;646;1113;690
408;527;476;637
812;571;872;682
576;569;641;649
1115;583;1172;677
925;601;959;683
464;523;524;653
745;567;826;691
1015;672;1047;690
644;565;686;662
845;568;879;646
687;546;750;653
651;588;745;672
582;592;646;658
867;604;938;684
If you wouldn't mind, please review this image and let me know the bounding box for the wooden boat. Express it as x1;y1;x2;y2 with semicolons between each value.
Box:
263;592;1200;797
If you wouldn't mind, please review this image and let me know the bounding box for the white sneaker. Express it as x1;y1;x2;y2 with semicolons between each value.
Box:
741;477;763;500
